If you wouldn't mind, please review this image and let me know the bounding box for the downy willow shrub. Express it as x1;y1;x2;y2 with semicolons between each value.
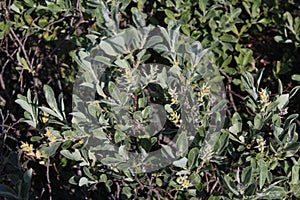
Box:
0;0;299;199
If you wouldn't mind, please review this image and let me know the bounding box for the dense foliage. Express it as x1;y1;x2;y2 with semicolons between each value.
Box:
0;0;299;199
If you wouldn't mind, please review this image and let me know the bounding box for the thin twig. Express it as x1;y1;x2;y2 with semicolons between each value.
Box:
46;157;52;200
221;71;237;112
0;59;9;90
210;177;219;194
295;119;300;127
229;90;245;100
205;171;210;193
9;27;32;70
46;16;67;29
134;175;165;200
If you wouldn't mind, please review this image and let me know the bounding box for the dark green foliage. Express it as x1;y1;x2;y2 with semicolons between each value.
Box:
0;0;299;199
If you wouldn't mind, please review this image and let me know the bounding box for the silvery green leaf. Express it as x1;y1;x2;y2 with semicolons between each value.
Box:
223;175;239;196
96;82;107;98
264;186;287;199
93;55;111;66
277;94;289;110
109;35;127;54
291;165;299;185
254;113;263;130
169;65;182;77
145;35;163;48
79;177;89;187
291;74;300;81
114;130;126;143
23;168;33;183
39;106;63;121
161;144;175;158
118;145;129;160
100;40;117;56
241;72;257;100
44;85;57;109
114;58;129;69
47;142;61;157
229;112;242;134
173;157;188;168
289;86;300;99
176;132;188;157
188;148;199;168
156;67;167;88
211;99;227;112
256;68;265;88
258;159;268;189
60;149;82;161
108;81;121;102
131;7;146;28
136;49;146;61
15;99;32;116
153;43;169;52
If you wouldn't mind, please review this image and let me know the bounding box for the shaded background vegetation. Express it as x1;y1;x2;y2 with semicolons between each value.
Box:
0;0;299;199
